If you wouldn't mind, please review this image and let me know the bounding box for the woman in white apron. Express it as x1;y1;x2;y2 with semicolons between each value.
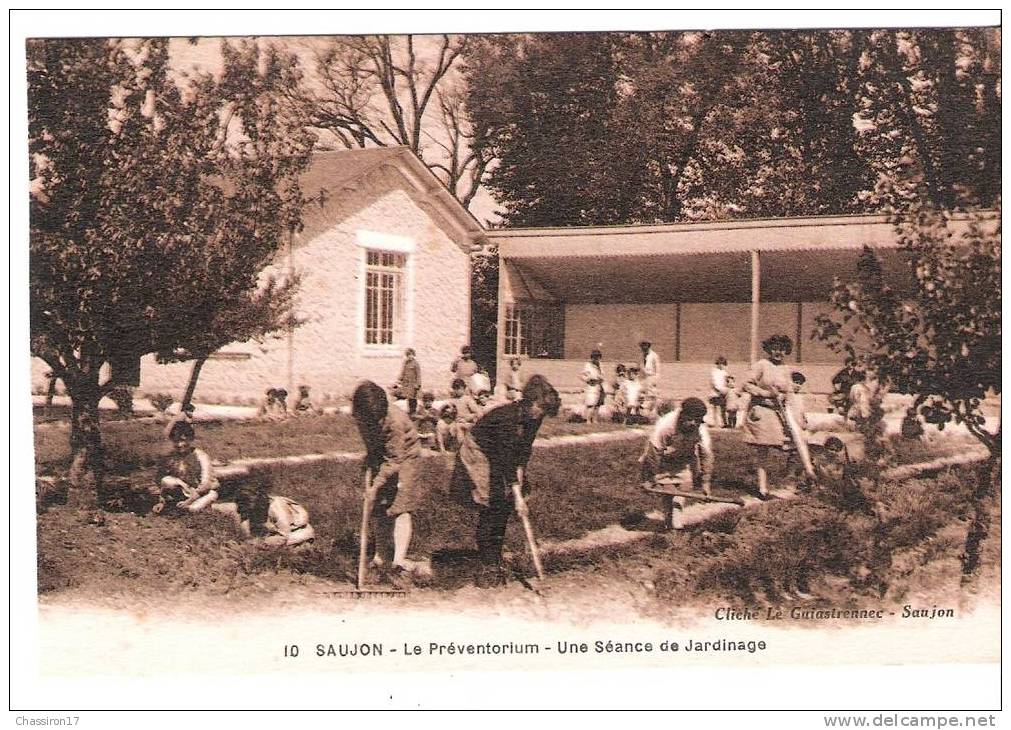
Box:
741;334;796;499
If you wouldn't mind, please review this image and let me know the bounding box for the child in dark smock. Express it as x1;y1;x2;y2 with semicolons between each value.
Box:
396;348;422;415
449;375;561;587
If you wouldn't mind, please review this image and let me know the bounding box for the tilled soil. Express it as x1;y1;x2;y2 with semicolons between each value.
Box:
37;469;994;626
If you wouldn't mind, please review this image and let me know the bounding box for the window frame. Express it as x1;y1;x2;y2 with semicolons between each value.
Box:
503;303;531;357
360;247;411;355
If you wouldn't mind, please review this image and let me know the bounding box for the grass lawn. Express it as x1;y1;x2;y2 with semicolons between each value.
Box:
33;414;363;473
34;403;979;475
32;410;639;473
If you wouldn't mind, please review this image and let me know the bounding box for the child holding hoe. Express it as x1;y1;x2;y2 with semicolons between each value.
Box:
352;380;429;585
639;397;715;528
450;375;561;588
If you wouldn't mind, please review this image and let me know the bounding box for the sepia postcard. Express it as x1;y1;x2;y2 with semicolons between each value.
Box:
11;9;1002;715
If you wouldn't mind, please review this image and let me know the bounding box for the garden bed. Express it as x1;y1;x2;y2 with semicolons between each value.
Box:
37;417;997;616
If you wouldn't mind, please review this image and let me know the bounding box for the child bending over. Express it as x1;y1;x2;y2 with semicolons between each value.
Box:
352;380;428;581
639;397;714;496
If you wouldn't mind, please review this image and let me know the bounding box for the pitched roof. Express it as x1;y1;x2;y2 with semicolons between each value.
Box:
294;147;484;252
297;147;404;201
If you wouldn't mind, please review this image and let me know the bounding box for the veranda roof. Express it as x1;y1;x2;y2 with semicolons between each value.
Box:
490;212;991;304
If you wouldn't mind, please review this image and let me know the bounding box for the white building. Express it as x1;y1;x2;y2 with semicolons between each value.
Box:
31;147;483;405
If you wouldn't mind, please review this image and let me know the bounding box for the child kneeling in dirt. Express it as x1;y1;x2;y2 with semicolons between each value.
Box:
152;421;219;514
639;397;714;496
222;476;315;548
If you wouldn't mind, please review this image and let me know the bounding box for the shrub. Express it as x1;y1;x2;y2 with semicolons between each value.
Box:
149;393;175;413
672;498;862;605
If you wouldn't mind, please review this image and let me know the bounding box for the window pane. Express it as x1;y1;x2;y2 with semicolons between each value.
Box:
364;250;406;347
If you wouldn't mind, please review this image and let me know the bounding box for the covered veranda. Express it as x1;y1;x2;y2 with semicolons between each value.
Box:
490;213;971;398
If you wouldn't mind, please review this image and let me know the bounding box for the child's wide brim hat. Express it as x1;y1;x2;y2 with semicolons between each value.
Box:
470;372;492;394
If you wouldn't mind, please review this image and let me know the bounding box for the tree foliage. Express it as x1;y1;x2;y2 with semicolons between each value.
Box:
464;29;1000;226
469;247;499;375
465;33;626;226
29;38;315;495
813;205;1000;455
857;29;1001;212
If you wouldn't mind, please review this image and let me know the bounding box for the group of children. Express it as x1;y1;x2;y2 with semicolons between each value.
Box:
395;347;526;453
147;339;883;584
579;342;663;425
581;359;655;424
142;343;881;592
410;378;486;452
638;374;853;515
257;385;322;420
610;362;656;423
352;375;562;588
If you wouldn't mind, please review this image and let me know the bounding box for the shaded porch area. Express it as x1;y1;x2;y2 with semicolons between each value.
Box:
489;213;950;397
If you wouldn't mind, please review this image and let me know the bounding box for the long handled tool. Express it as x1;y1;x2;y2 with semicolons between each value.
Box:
511;483;545;581
357;467;377;590
645;481;746;507
776;397;816;479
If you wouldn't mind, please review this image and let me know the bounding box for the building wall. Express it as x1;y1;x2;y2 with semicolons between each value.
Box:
486;298;844;407
678;303;752;362
564;303;678;364
115;177;471;405
563;301;842;366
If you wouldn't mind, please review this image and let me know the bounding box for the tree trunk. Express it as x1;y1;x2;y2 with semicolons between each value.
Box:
67;383;104;507
181;356;207;410
961;440;1000;582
